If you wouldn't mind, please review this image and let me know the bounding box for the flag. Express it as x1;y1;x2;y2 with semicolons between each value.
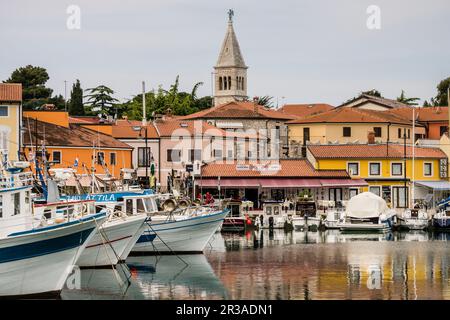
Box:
74;157;79;167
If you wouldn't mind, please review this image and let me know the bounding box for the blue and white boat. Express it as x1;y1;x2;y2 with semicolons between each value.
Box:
432;209;450;229
0;168;106;298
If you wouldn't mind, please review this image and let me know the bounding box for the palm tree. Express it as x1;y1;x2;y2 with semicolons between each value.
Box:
397;90;420;106
257;96;274;108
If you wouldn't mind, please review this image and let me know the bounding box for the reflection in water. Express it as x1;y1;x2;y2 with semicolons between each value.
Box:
62;229;450;300
208;230;450;300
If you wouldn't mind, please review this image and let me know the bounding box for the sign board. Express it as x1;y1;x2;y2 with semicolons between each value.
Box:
236;164;250;171
440;158;448;179
185;164;193;172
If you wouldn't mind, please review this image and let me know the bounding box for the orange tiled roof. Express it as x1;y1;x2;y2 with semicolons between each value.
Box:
112;120;159;139
69;116;102;124
179;101;295;120
154;119;259;139
23;117;132;149
390;106;449;123
308;144;446;159
0;83;22;102
201;159;349;178
280;103;334;118
338;94;410;109
287;106;418;126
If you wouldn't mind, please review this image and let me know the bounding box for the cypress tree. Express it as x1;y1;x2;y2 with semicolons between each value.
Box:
68;79;85;115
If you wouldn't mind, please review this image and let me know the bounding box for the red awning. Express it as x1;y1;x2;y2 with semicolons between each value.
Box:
320;179;368;187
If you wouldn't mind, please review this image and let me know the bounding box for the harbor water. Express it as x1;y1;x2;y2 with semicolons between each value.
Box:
61;229;450;300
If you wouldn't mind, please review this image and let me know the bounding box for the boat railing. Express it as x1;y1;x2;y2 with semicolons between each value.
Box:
0;171;33;190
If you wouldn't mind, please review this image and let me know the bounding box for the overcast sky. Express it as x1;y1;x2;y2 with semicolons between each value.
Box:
1;0;449;106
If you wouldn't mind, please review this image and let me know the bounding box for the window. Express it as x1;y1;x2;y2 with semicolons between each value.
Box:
223;77;227;90
348;162;359;176
97;152;105;165
0;195;2;218
227;149;233;159
52;151;61;164
369;186;381;197
303;128;310;144
440;126;448;137
110;152;117;165
213;149;222;159
219;77;223;90
374;127;382;137
343;127;351;137
398;128;402;138
189;149;201;162
228;77;231;90
167;149;181;162
407;129;411;139
349;188;359;198
393;186;408;208
391;163;403;176
138;147;151;167
0;106;8;117
424;163;433;176
369;163;381;176
13;192;20;216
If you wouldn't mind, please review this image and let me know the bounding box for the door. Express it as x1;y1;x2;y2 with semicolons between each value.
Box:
244;188;259;208
392;186;408;208
329;188;343;202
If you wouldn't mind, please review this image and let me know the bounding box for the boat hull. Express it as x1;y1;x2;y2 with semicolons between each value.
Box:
292;217;321;230
0;216;101;297
131;210;228;254
338;223;390;232
397;218;429;230
77;215;147;267
433;217;450;229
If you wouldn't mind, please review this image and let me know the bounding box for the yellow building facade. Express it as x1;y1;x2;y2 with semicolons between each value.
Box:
308;144;447;209
0;84;22;161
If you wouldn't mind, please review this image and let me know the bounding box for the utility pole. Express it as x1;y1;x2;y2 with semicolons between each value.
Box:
412;106;415;208
404;130;407;208
64;80;67;112
142;81;146;126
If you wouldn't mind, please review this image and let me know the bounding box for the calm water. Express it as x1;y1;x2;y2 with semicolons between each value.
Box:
61;230;450;300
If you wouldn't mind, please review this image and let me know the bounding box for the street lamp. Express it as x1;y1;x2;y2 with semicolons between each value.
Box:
133;125;150;188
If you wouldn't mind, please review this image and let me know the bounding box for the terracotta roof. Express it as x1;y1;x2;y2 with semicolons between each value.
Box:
23;117;132;149
201;160;349;178
179;101;295;120
154;119;259;139
308;144;446;159
287;106;418;125
390;106;449;123
280;103;334;118
0;83;22;102
69;116;102;124
112;120;159;139
339;94;410;109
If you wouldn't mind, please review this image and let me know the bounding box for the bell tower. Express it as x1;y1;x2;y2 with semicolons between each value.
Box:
213;9;248;106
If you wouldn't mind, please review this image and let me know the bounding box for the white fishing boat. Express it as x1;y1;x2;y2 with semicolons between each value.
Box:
337;192;396;232
323;208;346;229
292;198;321;231
259;201;292;229
396;208;429;230
0;167;106;298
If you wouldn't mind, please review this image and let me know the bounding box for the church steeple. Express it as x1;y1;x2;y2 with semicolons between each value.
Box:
213;9;248;106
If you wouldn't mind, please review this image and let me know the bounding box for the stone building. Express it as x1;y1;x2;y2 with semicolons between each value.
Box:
213;10;248;106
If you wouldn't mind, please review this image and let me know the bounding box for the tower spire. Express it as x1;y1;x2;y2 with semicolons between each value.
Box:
213;10;248;106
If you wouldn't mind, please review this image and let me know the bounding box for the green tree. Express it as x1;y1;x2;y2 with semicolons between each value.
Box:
256;96;274;108
431;77;450;106
118;76;212;120
4;65;53;109
47;94;66;110
84;85;119;116
69;80;85;115
396;90;420;106
362;89;382;97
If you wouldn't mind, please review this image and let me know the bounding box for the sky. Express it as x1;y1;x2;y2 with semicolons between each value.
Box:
0;0;449;106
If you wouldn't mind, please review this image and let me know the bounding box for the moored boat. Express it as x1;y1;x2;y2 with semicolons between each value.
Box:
337;192;396;232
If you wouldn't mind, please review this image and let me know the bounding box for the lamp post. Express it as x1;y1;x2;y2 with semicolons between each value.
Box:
133;125;150;188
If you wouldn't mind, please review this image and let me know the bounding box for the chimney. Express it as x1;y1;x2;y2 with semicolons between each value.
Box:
368;131;375;144
253;96;259;114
